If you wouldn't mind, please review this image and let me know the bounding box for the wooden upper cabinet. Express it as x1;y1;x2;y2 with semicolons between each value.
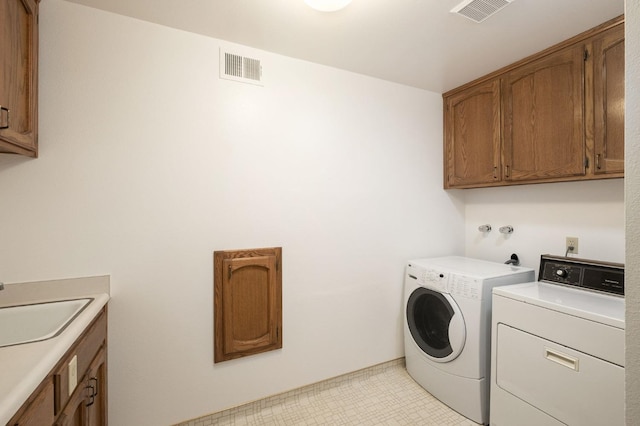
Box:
214;247;282;363
502;45;586;182
592;24;625;175
444;80;501;188
0;0;39;157
442;16;624;189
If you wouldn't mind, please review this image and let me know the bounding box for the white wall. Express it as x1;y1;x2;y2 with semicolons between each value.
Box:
0;1;464;425
1;1;632;424
464;179;625;271
625;0;640;421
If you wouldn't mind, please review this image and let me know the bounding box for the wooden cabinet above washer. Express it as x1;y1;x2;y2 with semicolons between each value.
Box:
443;15;624;189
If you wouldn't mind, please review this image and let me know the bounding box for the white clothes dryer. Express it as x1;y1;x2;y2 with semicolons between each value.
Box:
404;256;534;425
490;255;625;426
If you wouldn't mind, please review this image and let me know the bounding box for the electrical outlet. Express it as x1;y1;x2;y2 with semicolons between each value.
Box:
566;237;579;255
68;355;78;396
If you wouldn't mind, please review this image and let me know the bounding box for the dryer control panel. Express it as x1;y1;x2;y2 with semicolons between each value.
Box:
539;254;624;296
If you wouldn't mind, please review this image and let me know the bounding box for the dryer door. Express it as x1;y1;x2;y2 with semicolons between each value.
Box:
406;287;466;363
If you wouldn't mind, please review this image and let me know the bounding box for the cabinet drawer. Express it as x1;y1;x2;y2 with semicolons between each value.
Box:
495;323;624;425
54;309;107;415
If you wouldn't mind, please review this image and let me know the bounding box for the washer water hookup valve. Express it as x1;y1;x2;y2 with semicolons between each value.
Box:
499;226;514;234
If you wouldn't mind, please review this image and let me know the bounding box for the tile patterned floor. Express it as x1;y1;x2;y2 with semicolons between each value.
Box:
175;359;478;426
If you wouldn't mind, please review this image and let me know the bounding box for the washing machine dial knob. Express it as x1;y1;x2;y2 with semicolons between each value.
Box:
556;268;569;278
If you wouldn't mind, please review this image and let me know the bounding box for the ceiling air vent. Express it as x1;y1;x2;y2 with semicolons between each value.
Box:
220;48;263;86
451;0;515;23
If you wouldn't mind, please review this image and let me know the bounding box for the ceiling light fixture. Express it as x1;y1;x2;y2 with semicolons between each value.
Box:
305;0;352;12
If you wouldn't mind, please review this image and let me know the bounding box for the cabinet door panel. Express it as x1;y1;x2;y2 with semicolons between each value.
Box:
9;379;54;426
54;383;87;426
85;347;107;426
503;45;585;182
444;80;501;188
214;247;282;363
593;25;624;175
223;256;277;350
0;0;38;155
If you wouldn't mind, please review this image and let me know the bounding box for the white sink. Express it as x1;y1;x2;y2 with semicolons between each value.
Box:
0;298;92;348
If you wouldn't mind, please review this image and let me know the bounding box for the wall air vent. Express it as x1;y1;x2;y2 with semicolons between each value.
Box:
451;0;515;23
220;48;263;86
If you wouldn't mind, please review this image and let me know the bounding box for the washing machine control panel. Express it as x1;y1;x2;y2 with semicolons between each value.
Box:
416;268;449;293
413;268;481;299
449;274;481;300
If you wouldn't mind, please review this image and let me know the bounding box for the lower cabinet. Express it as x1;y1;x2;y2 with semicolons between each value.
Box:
8;308;107;426
54;347;107;426
7;380;55;426
85;348;107;426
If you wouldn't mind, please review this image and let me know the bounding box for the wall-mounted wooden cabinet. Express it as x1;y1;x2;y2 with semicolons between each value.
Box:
502;44;586;183
444;80;501;187
0;0;39;157
214;247;282;363
592;24;625;175
443;16;624;189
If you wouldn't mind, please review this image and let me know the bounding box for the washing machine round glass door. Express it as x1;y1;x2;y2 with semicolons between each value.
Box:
406;287;466;362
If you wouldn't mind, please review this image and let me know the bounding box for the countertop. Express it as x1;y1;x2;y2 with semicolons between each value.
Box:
0;276;110;425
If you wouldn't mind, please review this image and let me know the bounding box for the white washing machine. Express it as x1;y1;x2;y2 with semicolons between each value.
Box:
490;255;625;426
404;256;534;425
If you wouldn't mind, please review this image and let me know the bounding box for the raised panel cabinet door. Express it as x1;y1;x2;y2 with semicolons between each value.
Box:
85;347;107;426
444;79;501;188
214;247;282;363
503;45;586;182
0;0;39;156
53;380;87;426
593;24;624;175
